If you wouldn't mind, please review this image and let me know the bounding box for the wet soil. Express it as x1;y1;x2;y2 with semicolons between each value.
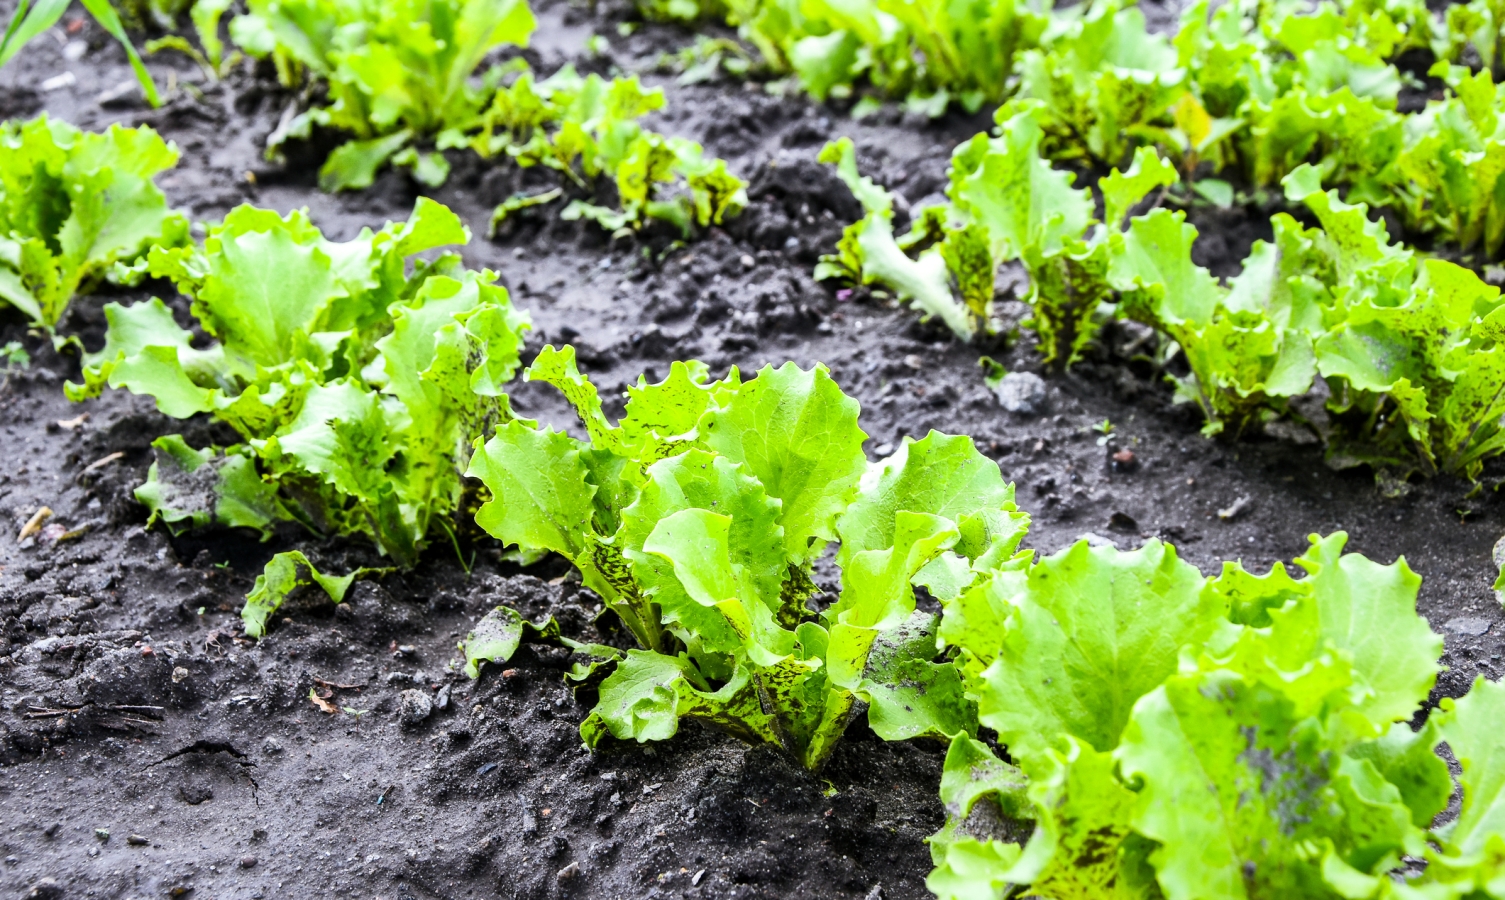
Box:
2;3;1503;899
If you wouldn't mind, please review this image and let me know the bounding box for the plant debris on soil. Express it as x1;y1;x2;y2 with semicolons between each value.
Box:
1;1;1502;898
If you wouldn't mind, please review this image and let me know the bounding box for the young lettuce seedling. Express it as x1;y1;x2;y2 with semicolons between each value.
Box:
465;348;1030;768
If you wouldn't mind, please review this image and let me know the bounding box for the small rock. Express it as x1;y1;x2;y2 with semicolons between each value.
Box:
26;877;63;900
740;254;755;269
434;684;451;711
993;372;1048;416
3;855;17;865
97;81;141;108
396;644;417;657
1076;532;1118;550
127;834;148;846
262;737;284;755
239;856;258;869
94;828;109;842
1217;496;1251;521
63;40;87;60
864;885;885;900
1445;617;1492;637
172;666;188;684
40;72;76;92
398;689;433;728
903;354;923;370
1108;512;1139;533
692;869;706;886
557;861;580;882
1111;448;1138;472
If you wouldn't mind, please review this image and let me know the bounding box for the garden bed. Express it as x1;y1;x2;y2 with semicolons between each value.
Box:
1;2;1502;898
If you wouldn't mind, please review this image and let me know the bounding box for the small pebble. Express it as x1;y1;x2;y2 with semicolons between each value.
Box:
1445;617;1492;636
993;372;1047;416
94;828;109;842
398;689;433;728
127;834;148;846
240;856;257;869
40;72;76;92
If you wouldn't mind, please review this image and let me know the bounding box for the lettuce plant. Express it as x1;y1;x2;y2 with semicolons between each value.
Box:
230;0;538;191
1285;165;1505;479
466;347;1029;768
227;0;747;234
927;528;1505;900
698;0;1048;113
1392;64;1505;260
1005;1;1183;169
816;108;1172;364
0;116;187;331
471;66;747;237
64;198;531;633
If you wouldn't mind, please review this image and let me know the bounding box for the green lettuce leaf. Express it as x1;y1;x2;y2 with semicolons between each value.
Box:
0;116;186;329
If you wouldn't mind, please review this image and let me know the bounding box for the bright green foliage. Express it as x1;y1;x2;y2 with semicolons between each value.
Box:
135;435;284;537
1109;207;1326;437
241;550;390;638
928;528;1486;900
232;0;536;190
816;139;974;340
468;352;1028;768
459;604;623;681
819;110;1167;367
1007;2;1182;169
0;116;187;331
64;199;530;631
827;102;1505;473
471;65;747;236
705;0;1048;112
226;0;746;232
1393;63;1505;260
1;0;160;106
1284;167;1505;478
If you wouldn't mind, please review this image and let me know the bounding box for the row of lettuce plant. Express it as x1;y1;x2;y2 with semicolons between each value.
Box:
216;0;746;236
444;345;1505;897
644;0;1505;263
818;104;1505;482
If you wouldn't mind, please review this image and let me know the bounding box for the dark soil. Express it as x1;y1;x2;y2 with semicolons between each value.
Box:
2;3;1502;899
